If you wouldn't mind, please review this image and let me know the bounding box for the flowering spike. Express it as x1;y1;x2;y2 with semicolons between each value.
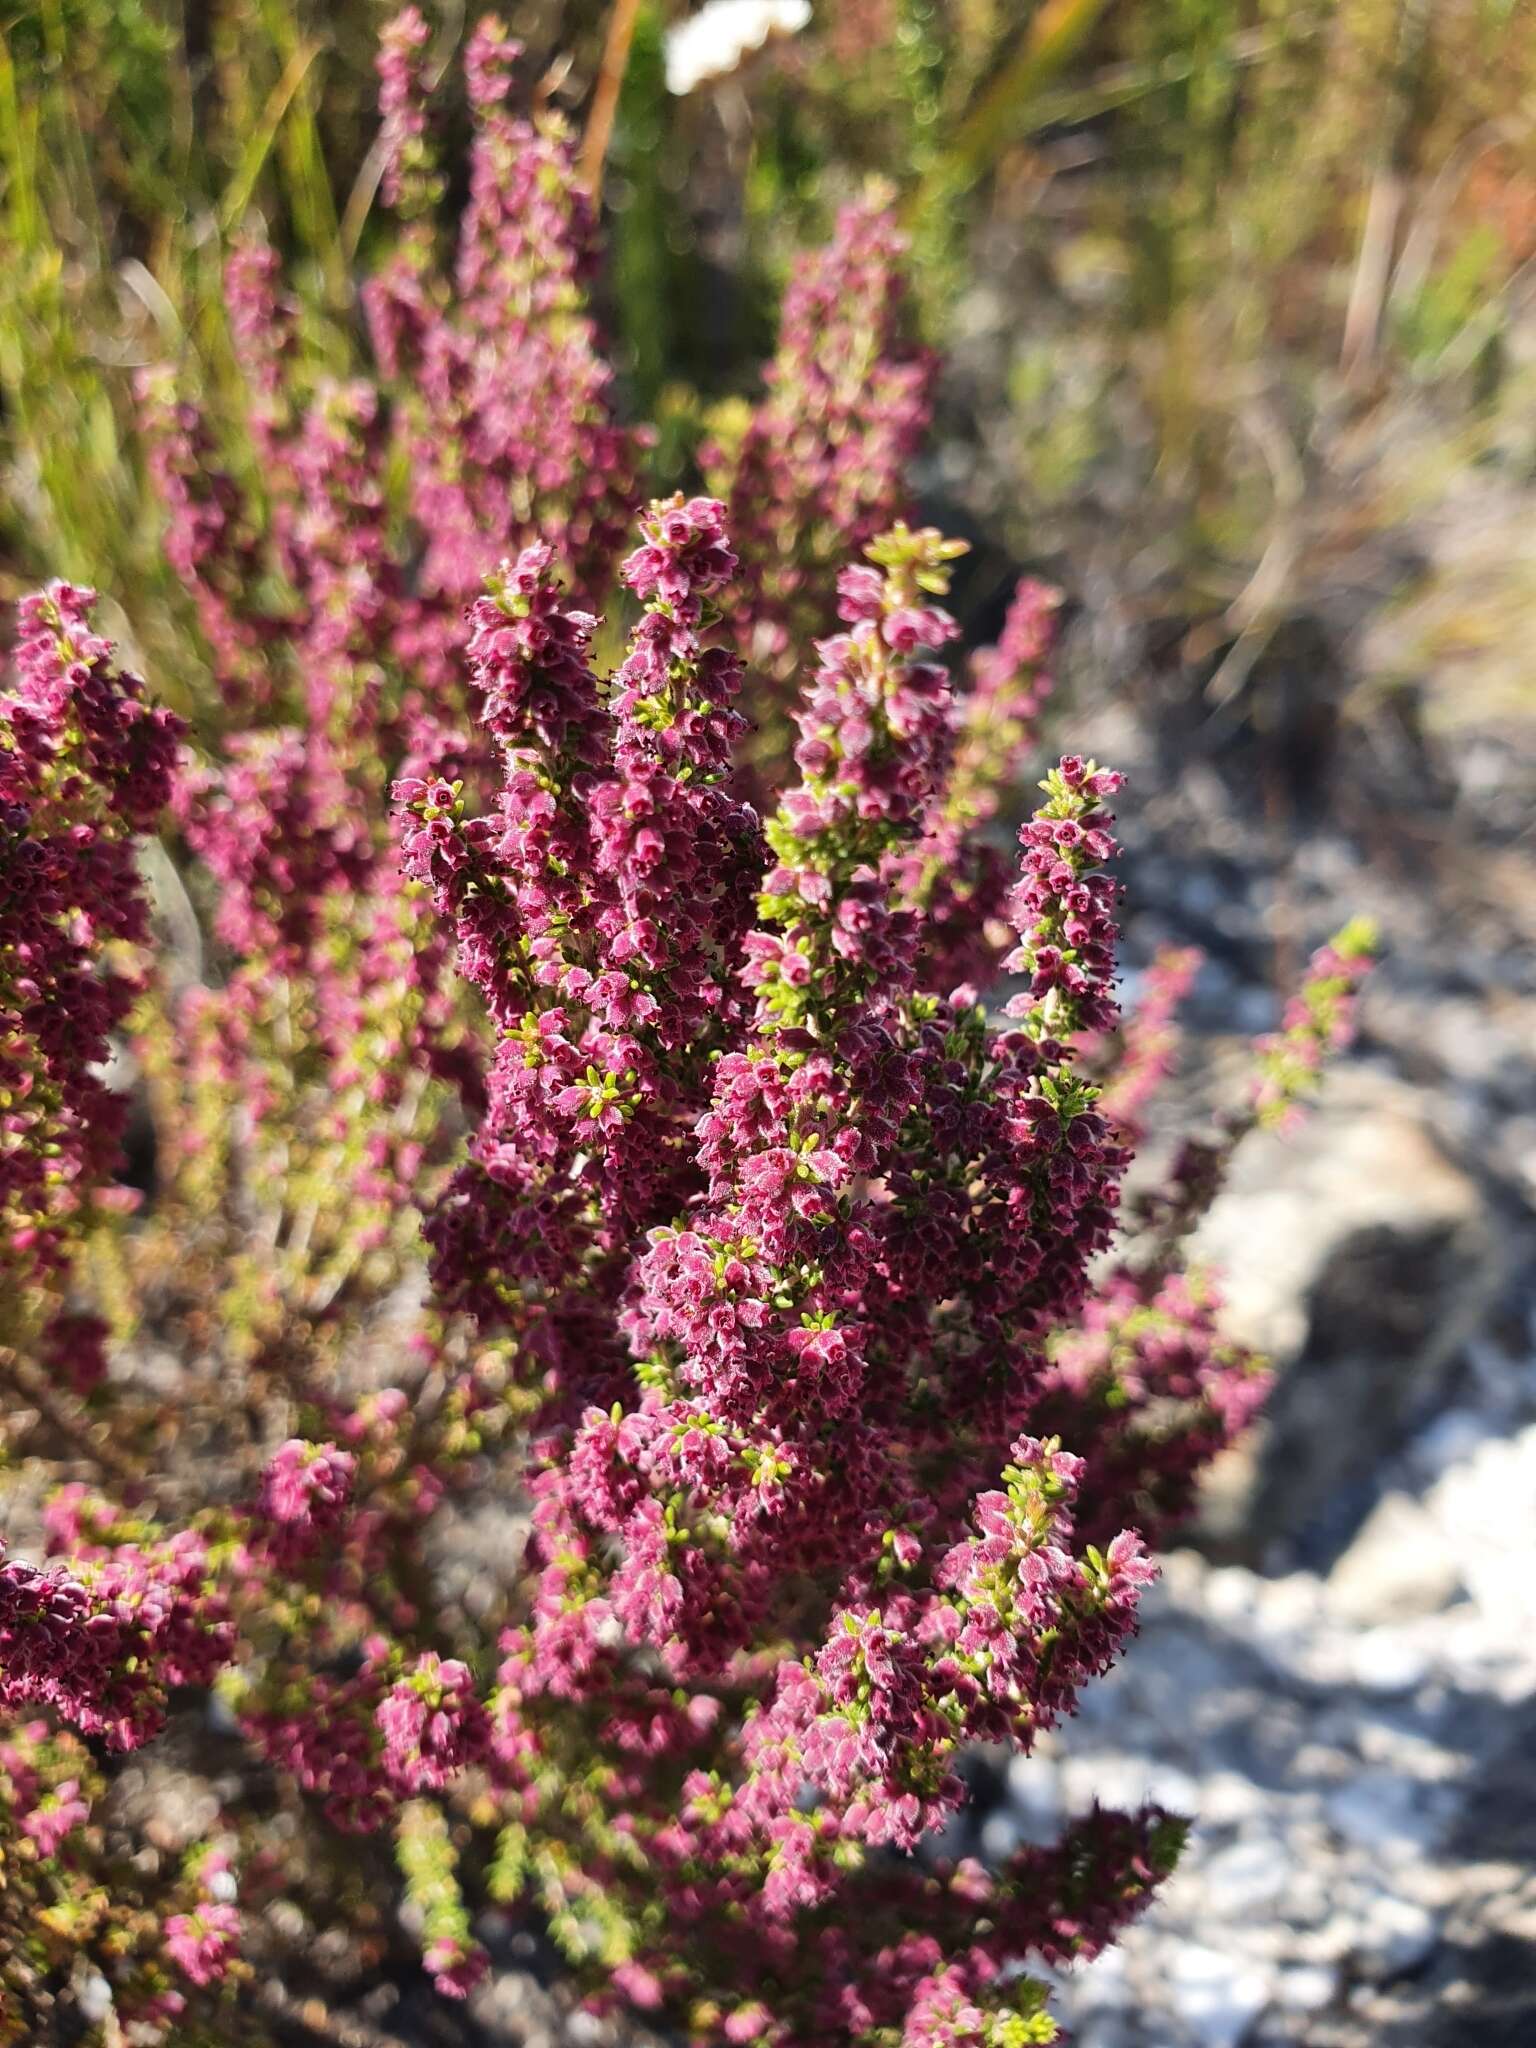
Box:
708;199;935;761
1;585;182;1322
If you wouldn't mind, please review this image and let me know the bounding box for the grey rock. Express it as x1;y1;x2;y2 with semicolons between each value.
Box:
1353;1893;1439;1979
1273;1963;1338;2013
1372;1709;1536;2041
1326;1772;1435;1853
1329;1493;1465;1621
1199;1836;1291;1917
1163;1941;1273;2048
1189;1069;1507;1558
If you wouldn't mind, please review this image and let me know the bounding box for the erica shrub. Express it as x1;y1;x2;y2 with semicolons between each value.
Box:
0;12;1375;2046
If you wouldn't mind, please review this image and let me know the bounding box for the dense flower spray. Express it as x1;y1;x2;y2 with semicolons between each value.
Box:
124;14;941;1398
0;584;182;1382
136;11;928;779
4;514;1369;2043
705;200;936;780
0;13;1377;2045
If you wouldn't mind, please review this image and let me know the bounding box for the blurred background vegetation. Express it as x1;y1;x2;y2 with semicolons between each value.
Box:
5;0;1536;742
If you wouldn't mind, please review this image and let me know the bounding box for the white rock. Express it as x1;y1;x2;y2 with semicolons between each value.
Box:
76;1974;113;2024
1428;1424;1536;1633
1198;1770;1266;1828
1191;1078;1485;1361
1292;1918;1365;1968
1290;1739;1354;1786
1139;1763;1203;1815
1354;1715;1465;1783
1198;1835;1291;1916
1071;2020;1138;2048
1198;1565;1259;1624
1163;1940;1272;2048
1347;1626;1433;1695
979;1808;1026;1863
1190;1071;1505;1551
1351;1892;1438;1978
1252;1573;1327;1634
1275;1867;1332;1931
1328;1492;1464;1622
1273;1963;1338;2013
1060;1942;1130;2014
1410;1408;1493;1479
1006;1750;1064;1820
1327;1772;1433;1853
1060;1755;1166;1816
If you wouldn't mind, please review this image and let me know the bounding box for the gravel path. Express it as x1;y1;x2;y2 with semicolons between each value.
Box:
995;1299;1536;2047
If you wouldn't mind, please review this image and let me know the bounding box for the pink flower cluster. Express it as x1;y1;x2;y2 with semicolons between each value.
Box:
0;1720;93;1859
141;10;933;783
256;1438;358;1565
708;203;935;702
0;583;181;1335
1143;919;1378;1255
164;1849;242;1990
397;496;760;1353
164;1901;241;1990
0;1528;228;1751
389;509;1179;2033
1041;1266;1271;1546
896;574;1064;992
124;17;942;1347
1253;921;1376;1127
378;1651;489;1794
141;8;649;740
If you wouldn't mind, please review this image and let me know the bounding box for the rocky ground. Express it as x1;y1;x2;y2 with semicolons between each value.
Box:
992;1345;1536;2048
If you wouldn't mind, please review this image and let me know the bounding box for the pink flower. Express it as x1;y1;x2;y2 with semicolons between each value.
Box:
257;1440;357;1563
19;1778;90;1857
165;1902;241;1987
424;1937;489;1999
378;1654;489;1793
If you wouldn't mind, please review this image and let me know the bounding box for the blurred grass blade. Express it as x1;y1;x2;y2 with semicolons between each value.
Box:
221;38;324;235
340;131;392;263
0;37;42;254
258;0;345;300
583;0;644;197
925;0;1116;199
